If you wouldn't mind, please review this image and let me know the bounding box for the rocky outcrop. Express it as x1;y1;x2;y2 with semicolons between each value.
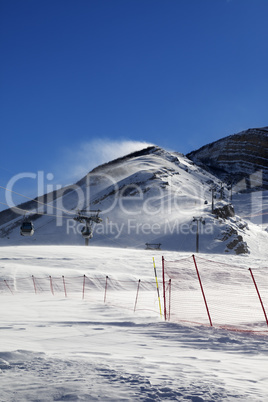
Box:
213;204;235;219
219;226;249;255
187;127;268;191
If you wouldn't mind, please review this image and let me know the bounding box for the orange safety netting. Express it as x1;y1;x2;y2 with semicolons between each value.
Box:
162;255;268;333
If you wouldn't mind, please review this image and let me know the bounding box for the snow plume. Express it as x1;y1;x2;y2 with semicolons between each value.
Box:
57;139;154;184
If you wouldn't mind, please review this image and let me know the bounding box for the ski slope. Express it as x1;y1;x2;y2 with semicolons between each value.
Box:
1;245;268;401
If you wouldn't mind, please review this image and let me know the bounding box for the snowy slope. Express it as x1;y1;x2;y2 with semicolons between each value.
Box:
1;146;267;256
0;245;268;401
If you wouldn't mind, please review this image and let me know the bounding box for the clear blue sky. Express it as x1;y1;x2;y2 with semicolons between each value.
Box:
0;0;268;208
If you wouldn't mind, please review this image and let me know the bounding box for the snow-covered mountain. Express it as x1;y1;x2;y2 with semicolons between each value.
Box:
187;126;268;191
1;139;267;256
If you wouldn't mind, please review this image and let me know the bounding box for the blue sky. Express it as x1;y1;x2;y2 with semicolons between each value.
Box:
0;0;268;209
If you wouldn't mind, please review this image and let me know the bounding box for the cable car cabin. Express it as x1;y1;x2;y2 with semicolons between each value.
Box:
81;226;93;239
20;221;34;236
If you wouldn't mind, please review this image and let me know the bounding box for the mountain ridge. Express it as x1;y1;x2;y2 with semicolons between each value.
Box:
187;126;268;191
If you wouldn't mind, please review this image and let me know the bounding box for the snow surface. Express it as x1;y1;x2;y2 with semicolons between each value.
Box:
1;245;268;401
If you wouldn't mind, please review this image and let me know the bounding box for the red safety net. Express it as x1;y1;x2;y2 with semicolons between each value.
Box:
162;255;268;333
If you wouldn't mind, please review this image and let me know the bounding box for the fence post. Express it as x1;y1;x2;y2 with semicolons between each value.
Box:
82;275;86;300
162;256;167;321
249;268;268;327
4;280;13;295
32;275;37;294
168;279;171;321
104;276;109;303
62;276;67;298
49;276;54;296
134;279;141;312
192;255;213;327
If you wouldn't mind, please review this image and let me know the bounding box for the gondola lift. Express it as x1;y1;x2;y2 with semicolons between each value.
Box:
20;219;34;236
73;208;102;245
81;224;93;239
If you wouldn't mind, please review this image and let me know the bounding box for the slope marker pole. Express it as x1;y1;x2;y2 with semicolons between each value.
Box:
162;256;167;320
104;276;109;303
62;276;67;298
249;268;268;327
32;275;37;294
192;255;212;327
134;279;141;312
153;258;162;319
4;280;13;295
168;279;171;321
49;276;54;296
82;275;86;300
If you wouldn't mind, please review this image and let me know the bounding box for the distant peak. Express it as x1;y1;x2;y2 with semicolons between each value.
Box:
186;125;268;190
90;145;160;174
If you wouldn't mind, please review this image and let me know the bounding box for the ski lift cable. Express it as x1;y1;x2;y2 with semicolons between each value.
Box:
0;201;15;211
96;231;126;247
0;184;74;215
0;185;74;216
0;201;73;221
0;200;37;216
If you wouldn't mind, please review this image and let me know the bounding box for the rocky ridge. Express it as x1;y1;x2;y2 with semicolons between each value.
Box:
187;127;268;191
